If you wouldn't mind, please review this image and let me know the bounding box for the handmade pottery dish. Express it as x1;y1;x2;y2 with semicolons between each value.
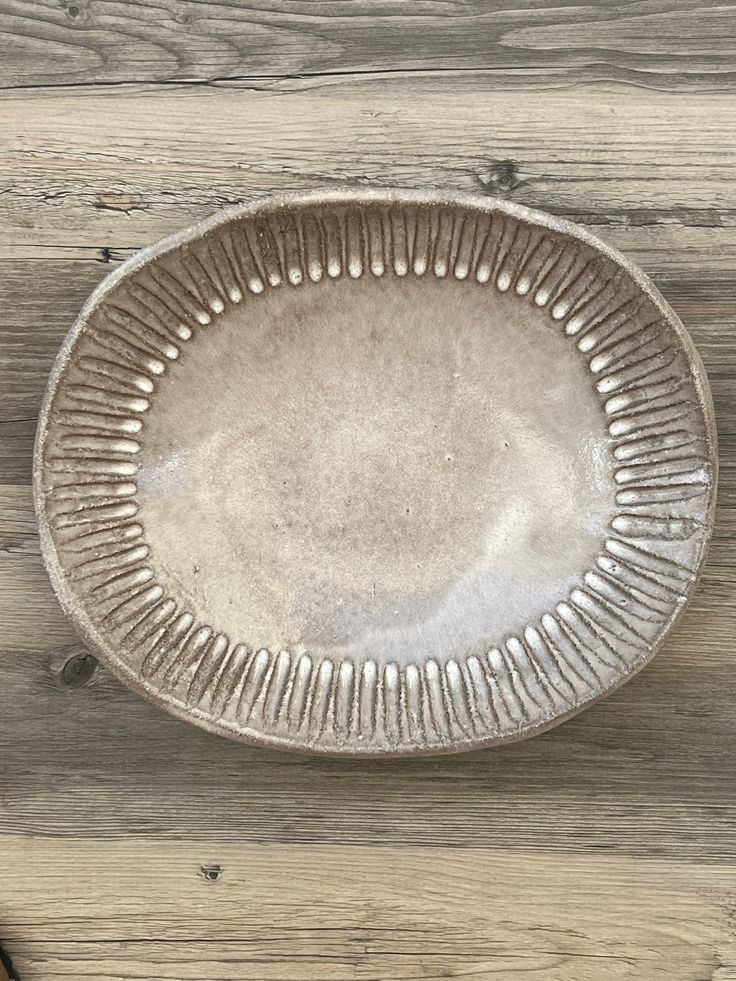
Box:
35;189;717;756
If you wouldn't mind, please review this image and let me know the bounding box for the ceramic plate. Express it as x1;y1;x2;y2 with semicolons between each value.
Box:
35;190;717;756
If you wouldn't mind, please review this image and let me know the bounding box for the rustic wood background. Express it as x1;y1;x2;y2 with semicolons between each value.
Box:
2;2;736;979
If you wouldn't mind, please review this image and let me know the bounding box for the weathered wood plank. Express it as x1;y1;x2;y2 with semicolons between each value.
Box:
1;0;735;91
0;80;735;252
8;936;736;981
2;842;735;981
8;941;735;981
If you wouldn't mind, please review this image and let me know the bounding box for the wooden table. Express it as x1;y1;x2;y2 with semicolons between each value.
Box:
2;3;735;979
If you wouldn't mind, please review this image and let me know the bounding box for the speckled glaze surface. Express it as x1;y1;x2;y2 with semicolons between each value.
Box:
34;189;717;756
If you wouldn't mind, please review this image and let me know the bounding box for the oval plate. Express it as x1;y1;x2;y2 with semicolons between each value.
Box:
35;190;717;756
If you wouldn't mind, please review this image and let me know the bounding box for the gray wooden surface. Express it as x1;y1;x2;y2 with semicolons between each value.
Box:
2;2;736;979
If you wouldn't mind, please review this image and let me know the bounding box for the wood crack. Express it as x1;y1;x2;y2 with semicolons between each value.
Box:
2;62;736;95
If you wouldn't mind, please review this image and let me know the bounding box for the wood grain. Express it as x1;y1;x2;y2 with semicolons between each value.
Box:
4;842;736;980
2;1;736;978
1;0;735;91
1;79;735;253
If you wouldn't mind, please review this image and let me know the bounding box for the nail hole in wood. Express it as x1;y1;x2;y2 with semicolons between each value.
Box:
199;864;223;882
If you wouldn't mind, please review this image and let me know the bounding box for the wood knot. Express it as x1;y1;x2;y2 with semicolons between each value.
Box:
477;160;523;195
61;651;98;688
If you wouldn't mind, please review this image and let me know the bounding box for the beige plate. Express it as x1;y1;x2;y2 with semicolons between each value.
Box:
35;189;717;757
